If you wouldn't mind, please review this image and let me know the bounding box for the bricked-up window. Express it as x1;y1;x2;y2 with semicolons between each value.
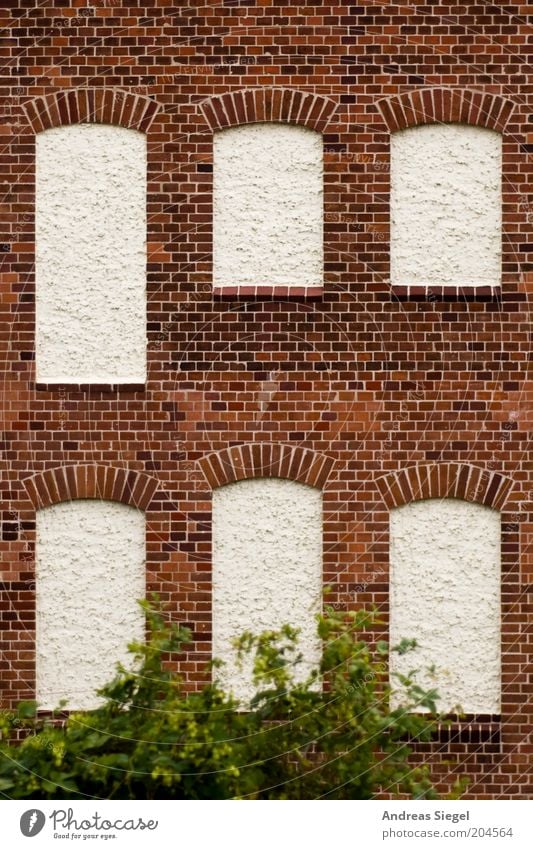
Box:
390;124;501;288
36;124;146;384
212;478;322;702
389;498;501;714
213;123;323;289
36;500;145;710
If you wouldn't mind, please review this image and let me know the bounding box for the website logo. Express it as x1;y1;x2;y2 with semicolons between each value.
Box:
20;809;46;837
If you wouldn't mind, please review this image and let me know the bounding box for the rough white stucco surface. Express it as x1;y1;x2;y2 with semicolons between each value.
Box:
390;498;500;714
390;124;501;287
213;123;323;288
36;124;146;383
36;500;145;710
212;478;322;703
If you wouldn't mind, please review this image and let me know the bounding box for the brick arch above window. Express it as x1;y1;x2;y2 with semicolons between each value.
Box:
376;88;514;133
198;444;335;490
23;88;161;134
22;465;158;510
376;463;514;511
199;88;338;132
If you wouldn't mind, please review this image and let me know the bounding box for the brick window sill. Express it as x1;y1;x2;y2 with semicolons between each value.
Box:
213;285;324;299
35;383;146;393
404;715;501;746
391;285;501;302
33;711;501;746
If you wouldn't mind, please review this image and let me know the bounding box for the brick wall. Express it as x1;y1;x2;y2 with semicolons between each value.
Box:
1;0;532;797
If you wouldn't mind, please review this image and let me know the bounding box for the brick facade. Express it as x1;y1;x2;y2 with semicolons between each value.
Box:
1;1;532;797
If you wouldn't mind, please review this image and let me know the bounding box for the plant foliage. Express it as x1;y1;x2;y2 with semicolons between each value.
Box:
0;601;445;799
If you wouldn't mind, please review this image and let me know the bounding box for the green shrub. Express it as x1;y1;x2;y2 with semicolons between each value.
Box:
0;602;446;799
